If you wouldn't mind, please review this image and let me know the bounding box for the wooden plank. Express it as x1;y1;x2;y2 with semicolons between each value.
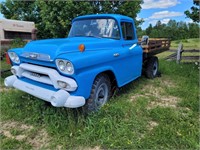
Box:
141;38;170;55
169;49;200;52
182;56;200;60
165;53;177;60
183;50;200;52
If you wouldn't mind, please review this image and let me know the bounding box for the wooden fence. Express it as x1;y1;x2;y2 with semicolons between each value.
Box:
165;43;200;63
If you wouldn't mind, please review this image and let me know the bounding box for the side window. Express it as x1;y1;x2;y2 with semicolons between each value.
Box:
121;22;134;40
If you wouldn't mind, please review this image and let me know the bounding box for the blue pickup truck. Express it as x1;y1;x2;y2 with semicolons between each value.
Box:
4;14;170;112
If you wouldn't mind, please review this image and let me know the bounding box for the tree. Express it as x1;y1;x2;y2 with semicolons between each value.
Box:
184;0;199;23
36;0;94;38
177;21;188;39
37;0;143;38
0;0;143;39
136;26;145;38
0;0;40;23
142;19;199;40
146;24;153;35
188;23;199;38
166;20;178;40
0;0;45;38
155;20;162;29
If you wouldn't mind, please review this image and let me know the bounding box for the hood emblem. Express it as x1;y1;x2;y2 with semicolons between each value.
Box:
29;53;38;59
21;52;52;61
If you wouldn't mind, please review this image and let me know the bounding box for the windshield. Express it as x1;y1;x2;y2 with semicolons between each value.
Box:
68;18;120;39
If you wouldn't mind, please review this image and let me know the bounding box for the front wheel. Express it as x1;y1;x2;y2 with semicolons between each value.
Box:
84;74;111;112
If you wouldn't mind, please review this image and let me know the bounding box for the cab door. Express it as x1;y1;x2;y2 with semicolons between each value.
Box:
115;21;142;85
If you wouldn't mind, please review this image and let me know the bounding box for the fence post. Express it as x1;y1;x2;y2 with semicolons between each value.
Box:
177;43;183;64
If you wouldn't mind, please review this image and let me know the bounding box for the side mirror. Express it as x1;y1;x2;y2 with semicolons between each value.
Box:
141;35;149;45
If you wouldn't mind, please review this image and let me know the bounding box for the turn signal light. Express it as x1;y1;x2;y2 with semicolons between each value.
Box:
78;44;85;52
6;52;11;64
57;81;68;89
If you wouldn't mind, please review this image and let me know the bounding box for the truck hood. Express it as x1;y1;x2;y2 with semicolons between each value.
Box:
23;37;121;61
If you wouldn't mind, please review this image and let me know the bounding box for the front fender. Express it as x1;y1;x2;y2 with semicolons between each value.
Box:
57;50;120;99
71;66;116;100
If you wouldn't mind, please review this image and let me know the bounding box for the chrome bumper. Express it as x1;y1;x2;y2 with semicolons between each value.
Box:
4;64;86;108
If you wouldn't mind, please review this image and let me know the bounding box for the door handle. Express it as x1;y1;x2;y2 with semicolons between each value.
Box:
129;43;137;50
113;53;120;57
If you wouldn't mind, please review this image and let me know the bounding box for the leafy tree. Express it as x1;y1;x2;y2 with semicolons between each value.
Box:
155;20;162;29
0;0;45;38
184;0;199;22
37;0;143;38
36;0;94;38
0;0;40;22
141;19;199;40
145;24;153;35
0;0;143;39
177;21;188;39
166;20;178;40
188;23;199;38
136;26;145;38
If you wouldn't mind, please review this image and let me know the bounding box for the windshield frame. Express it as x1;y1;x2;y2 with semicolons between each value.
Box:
68;17;121;40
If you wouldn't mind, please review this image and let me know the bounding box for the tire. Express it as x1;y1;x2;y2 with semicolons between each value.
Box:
145;56;159;79
84;74;111;112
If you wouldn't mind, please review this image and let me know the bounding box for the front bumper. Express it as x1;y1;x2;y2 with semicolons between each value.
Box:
5;75;85;108
4;63;86;108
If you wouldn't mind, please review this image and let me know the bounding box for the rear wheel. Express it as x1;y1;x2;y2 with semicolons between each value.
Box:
84;74;111;112
144;56;159;79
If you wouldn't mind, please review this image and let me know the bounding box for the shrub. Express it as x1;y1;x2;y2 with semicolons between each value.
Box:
10;38;27;49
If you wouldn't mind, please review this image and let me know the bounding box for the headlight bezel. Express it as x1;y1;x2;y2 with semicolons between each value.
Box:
8;52;20;64
56;59;74;75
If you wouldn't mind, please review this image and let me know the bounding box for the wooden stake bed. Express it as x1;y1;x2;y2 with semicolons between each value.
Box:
141;38;171;55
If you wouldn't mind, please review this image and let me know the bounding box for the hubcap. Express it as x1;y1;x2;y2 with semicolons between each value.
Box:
153;61;158;76
95;83;108;108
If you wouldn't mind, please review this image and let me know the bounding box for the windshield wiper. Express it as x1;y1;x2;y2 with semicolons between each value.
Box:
71;35;102;38
73;34;85;37
86;35;102;38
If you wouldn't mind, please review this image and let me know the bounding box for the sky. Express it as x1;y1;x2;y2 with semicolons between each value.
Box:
0;0;195;30
138;0;194;29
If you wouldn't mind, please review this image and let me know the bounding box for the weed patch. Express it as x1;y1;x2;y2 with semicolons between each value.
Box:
147;121;159;131
0;120;51;149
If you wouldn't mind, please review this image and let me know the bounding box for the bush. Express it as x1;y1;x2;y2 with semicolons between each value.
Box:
182;39;189;43
10;38;27;49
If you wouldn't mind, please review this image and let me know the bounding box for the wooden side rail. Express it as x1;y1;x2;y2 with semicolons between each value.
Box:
141;38;171;54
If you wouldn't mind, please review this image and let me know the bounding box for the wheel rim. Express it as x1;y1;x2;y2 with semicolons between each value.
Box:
153;60;158;76
95;83;108;108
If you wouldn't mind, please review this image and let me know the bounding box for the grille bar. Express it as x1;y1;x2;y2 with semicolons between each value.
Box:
22;71;53;85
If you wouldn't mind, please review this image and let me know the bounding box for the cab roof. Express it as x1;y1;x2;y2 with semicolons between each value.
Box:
72;14;134;23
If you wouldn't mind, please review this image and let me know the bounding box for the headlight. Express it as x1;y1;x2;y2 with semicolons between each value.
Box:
8;52;20;64
66;62;74;73
56;59;74;75
58;60;65;71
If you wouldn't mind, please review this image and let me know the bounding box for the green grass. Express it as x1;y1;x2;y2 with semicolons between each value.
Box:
1;137;32;150
170;38;200;50
0;59;199;149
0;59;11;85
0;58;11;71
0;38;199;149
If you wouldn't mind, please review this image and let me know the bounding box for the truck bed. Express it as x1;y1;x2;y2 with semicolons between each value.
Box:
140;38;170;56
